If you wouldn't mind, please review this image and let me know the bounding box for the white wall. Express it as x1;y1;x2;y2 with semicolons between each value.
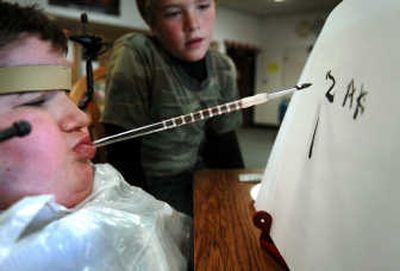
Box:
254;13;329;126
8;0;147;28
9;0;333;126
214;7;264;53
9;0;264;47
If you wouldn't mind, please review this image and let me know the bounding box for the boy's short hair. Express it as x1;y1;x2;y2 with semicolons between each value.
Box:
0;1;67;53
136;0;153;26
136;0;217;26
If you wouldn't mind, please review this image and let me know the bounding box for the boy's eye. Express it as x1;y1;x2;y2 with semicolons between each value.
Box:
13;91;57;109
197;3;210;11
164;8;182;18
21;99;46;107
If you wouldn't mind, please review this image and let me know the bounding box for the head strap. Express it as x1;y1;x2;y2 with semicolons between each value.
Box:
0;65;71;94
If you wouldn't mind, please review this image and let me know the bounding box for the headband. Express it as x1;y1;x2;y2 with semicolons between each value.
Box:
0;65;71;94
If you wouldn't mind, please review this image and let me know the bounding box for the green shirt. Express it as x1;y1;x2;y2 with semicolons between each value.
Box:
102;33;242;177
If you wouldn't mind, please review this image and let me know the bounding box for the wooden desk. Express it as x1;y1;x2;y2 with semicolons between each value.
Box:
194;169;285;271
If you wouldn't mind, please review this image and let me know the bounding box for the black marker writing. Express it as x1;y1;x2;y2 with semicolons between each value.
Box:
308;114;320;159
324;70;367;120
353;84;367;119
325;70;336;103
342;79;356;109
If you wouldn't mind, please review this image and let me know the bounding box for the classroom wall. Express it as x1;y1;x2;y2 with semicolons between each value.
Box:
8;0;333;126
7;0;147;28
8;0;264;47
254;12;328;126
214;7;264;52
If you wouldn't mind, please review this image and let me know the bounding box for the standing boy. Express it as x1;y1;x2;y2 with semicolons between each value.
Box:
102;0;244;216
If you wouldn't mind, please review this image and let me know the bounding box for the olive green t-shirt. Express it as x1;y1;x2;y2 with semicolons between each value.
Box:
102;33;242;177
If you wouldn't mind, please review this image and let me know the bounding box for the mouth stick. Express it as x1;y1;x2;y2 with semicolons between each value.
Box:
94;83;312;148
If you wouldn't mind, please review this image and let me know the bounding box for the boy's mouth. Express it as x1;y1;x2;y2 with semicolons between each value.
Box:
186;38;204;48
73;135;96;161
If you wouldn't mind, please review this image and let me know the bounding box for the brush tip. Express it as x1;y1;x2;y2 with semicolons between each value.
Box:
296;83;312;90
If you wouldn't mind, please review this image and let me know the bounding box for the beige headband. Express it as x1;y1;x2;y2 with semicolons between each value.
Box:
0;65;71;94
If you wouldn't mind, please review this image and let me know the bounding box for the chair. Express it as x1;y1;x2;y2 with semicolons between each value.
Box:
70;66;107;161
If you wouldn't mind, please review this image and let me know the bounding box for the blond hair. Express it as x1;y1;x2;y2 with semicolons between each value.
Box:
136;0;217;26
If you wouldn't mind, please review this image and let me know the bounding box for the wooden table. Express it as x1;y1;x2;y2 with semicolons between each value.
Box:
193;169;285;271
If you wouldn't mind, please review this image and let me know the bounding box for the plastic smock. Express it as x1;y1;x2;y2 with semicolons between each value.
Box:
0;164;191;271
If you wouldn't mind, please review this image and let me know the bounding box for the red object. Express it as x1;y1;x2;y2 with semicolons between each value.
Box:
253;211;290;270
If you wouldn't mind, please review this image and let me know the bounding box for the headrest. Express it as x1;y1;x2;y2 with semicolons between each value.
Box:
0;65;71;94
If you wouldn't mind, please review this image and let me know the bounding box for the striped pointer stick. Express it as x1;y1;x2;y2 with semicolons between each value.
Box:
94;83;312;148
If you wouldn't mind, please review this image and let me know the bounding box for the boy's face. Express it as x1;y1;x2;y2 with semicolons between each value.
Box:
0;37;96;209
151;0;216;61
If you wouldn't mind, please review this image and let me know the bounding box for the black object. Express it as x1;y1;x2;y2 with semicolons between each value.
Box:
296;82;312;90
102;123;146;188
201;130;245;169
69;13;109;110
0;120;31;143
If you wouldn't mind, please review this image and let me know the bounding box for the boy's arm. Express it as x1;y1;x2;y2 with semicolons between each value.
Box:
202;52;244;168
101;35;151;188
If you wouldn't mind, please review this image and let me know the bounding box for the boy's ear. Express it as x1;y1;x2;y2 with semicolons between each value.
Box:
148;23;159;37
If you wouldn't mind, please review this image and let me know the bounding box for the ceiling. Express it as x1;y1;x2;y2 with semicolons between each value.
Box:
218;0;342;17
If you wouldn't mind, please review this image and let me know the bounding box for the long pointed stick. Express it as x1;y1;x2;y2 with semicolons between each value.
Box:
94;83;312;148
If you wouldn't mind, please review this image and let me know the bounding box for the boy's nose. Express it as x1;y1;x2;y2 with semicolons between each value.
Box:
185;11;200;32
60;96;90;132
